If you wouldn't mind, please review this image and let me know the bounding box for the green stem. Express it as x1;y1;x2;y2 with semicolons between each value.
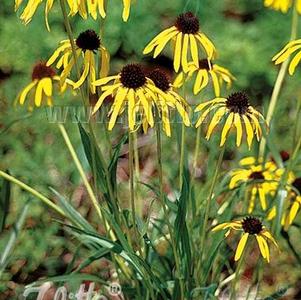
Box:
0;170;65;217
155;110;185;299
199;146;225;264
259;5;298;157
229;252;245;300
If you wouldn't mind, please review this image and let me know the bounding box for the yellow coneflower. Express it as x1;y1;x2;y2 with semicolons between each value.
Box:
268;177;301;230
144;68;190;136
272;39;301;75
92;64;189;135
18;62;71;108
15;0;54;31
68;0;133;22
143;12;216;73
47;30;110;94
229;157;280;213
195;92;266;148
212;216;278;262
264;0;301;14
174;59;235;96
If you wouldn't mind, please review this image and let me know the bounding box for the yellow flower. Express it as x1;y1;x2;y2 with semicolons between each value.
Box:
174;59;235;96
272;39;301;75
92;64;189;136
68;0;132;22
144;69;190;136
267;177;300;230
229;157;281;213
264;0;301;14
47;30;110;94
212;216;278;262
195;92;266;148
18;62;71;108
143;12;216;73
15;0;54;31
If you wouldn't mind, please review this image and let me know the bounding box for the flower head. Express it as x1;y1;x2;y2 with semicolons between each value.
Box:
212;217;278;262
195;92;266;148
268;177;301;230
272;39;301;75
264;0;301;14
68;0;132;21
143;12;216;73
18;62;71;108
15;0;54;31
174;59;235;96
92;65;190;136
229;157;283;213
47;30;110;94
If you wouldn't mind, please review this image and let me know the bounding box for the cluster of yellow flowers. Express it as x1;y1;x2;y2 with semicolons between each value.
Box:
15;1;301;263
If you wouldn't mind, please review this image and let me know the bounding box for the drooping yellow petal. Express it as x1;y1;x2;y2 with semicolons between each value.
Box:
258;187;267;210
181;34;189;73
288;201;300;225
205;107;227;140
194;98;226;112
174;32;183;72
45;0;54;31
288;51;301;74
100;46;110;78
127;88;136;130
248;187;257;213
210;70;220;97
189;34;199;68
108;87;129;130
143;27;177;55
93;75;119;86
256;235;267;260
93;83;122;114
34;79;45;107
242;115;254;149
220;112;234;146
73;51;90;89
234;233;249;261
233;113;243;147
153;30;178;58
122;0;131;21
42;77;53;97
19;80;38;105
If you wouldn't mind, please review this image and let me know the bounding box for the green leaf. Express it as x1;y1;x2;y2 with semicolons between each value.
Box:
263;286;290;300
50;187;96;233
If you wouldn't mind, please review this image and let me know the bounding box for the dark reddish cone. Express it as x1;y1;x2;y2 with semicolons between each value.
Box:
249;171;265;180
242;216;263;235
76;30;100;51
292;178;301;194
175;12;200;34
226;92;250;115
120;64;146;89
279;150;290;162
147;69;170;92
32;62;56;80
198;59;211;70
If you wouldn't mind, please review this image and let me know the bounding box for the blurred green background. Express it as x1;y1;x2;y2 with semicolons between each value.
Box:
1;0;301;298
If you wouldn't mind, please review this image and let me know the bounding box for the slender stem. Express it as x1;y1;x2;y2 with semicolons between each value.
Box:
200;146;225;258
58;124;104;221
229;253;245;300
259;5;299;157
193;126;201;173
155;110;185;299
0;170;65;217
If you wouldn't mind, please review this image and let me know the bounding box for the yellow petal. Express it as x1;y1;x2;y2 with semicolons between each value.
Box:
93;75;119;86
181;34;189;73
288;51;301;75
234;233;249;261
35;79;45;107
108;87;128;130
189;34;199;67
153;30;178;58
206;107;227;140
19;80;37;105
174;32;182;72
242;115;254;149
220;112;234;146
256;235;267;260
